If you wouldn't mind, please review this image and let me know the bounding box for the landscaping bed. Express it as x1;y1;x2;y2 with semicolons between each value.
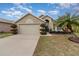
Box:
51;31;72;34
68;33;79;43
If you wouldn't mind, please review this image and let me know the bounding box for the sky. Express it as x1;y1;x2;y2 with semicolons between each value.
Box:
0;3;79;21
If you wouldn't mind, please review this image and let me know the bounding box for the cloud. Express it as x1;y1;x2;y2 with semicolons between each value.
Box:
73;7;79;12
1;8;24;19
1;4;33;20
17;5;33;13
48;10;59;15
71;3;78;6
59;3;70;8
59;3;78;9
38;10;46;15
13;3;33;13
29;6;32;9
22;7;33;13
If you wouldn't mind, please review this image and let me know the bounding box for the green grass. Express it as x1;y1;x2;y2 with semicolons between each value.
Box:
0;32;12;38
34;34;79;56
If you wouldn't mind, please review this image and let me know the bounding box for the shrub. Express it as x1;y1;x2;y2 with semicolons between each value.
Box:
40;23;47;35
45;26;49;32
49;29;53;33
40;28;46;31
11;24;17;28
11;24;18;34
40;23;46;27
40;28;47;35
40;31;47;35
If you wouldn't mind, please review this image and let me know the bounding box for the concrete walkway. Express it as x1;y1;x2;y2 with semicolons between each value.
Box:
0;34;40;56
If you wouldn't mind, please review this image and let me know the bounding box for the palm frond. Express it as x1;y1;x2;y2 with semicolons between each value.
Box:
57;20;67;27
71;16;79;21
71;21;79;26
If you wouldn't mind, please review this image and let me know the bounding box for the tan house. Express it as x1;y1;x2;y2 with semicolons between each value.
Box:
39;15;54;30
15;13;54;35
0;13;55;34
0;18;13;32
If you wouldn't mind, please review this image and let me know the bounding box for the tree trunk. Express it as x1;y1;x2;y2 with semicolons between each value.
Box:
62;27;69;32
67;24;73;32
62;28;66;32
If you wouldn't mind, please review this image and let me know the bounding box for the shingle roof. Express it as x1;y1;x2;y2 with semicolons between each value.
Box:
0;18;14;24
39;15;45;18
15;13;45;23
39;15;54;21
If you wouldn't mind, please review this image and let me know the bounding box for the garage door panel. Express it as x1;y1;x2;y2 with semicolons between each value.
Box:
19;25;40;35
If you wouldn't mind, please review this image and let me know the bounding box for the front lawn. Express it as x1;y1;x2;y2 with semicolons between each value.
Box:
0;32;12;38
34;34;79;56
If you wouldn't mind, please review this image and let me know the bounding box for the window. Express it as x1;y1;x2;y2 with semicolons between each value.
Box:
45;19;49;23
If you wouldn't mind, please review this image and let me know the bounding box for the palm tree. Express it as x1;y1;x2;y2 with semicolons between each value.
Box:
56;13;79;33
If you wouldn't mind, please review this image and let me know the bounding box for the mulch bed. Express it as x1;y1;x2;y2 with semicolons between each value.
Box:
50;31;72;34
69;37;79;43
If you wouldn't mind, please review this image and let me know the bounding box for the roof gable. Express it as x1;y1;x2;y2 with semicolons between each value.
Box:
15;13;44;23
39;15;54;22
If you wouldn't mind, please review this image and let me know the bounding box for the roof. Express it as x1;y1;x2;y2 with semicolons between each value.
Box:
15;13;45;23
39;15;54;21
0;18;14;24
39;15;45;18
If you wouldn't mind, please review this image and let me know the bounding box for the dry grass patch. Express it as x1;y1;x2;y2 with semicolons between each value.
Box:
34;34;79;56
0;32;12;38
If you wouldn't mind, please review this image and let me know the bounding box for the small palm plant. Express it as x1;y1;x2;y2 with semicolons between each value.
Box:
56;13;79;33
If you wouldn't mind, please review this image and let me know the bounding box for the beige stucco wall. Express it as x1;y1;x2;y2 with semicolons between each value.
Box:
16;14;43;25
41;16;54;30
16;14;43;34
0;22;12;32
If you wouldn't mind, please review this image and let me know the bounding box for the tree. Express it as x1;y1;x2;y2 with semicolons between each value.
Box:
56;13;79;32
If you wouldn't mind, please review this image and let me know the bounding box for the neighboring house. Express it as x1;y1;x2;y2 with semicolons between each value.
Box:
0;18;13;32
15;13;54;35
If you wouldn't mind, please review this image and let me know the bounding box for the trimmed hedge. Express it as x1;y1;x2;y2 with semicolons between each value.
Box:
11;24;18;34
40;23;47;35
40;31;47;35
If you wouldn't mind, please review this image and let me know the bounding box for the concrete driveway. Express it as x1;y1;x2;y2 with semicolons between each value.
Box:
0;34;40;56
